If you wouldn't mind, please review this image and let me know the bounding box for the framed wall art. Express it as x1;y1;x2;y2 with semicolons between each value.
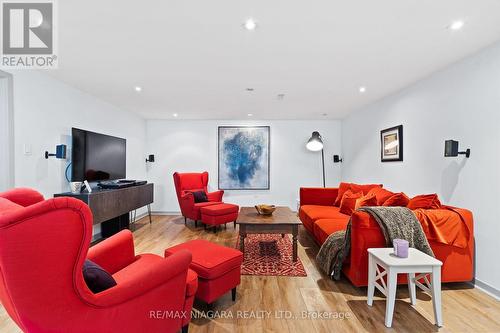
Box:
218;126;270;190
381;125;403;162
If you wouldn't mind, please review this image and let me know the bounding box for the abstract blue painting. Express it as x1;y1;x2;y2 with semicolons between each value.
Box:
218;126;270;190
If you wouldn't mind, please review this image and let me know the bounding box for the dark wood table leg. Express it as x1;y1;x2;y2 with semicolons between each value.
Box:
292;225;298;262
239;226;246;253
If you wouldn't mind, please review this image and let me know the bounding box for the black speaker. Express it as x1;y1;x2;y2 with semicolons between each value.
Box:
444;140;459;157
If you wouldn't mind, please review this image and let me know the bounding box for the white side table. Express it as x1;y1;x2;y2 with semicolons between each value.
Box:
367;248;443;328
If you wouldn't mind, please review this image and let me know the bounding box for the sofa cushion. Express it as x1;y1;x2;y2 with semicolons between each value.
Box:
383;192;410;207
313;218;350;245
355;193;378;210
339;190;363;215
165;239;243;280
367;187;394;205
407;194;442;210
299;205;348;231
334;182;351;206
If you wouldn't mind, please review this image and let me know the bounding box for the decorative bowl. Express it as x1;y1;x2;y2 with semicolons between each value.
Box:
255;204;276;216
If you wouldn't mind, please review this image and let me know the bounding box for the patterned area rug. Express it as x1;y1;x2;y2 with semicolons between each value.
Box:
236;234;307;277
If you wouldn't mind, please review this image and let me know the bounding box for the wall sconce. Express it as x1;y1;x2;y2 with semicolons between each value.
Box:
146;154;155;163
444;140;470;158
45;144;67;159
333;155;343;163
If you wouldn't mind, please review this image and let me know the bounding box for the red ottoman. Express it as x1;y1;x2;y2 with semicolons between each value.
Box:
165;239;243;305
200;203;239;232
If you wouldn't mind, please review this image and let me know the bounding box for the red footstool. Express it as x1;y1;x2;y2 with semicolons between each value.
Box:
200;203;239;233
165;240;243;305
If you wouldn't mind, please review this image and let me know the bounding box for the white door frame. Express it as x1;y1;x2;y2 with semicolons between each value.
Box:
0;70;14;191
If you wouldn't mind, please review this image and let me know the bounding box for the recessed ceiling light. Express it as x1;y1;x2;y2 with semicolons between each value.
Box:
243;18;257;31
359;86;367;93
247;113;253;117
134;86;142;92
448;20;465;31
173;113;178;117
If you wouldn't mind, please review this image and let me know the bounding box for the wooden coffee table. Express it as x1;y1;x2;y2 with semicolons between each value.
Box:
236;206;301;261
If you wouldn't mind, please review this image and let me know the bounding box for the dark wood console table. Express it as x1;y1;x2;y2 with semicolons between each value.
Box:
54;183;154;239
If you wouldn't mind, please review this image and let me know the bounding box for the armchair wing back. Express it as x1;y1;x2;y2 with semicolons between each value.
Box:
0;188;193;333
173;172;224;220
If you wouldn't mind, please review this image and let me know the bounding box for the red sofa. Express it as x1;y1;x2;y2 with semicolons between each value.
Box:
173;172;224;224
299;186;474;287
0;188;196;333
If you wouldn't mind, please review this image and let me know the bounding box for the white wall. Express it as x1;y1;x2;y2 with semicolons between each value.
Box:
0;71;14;191
8;70;148;234
341;42;500;296
146;120;342;212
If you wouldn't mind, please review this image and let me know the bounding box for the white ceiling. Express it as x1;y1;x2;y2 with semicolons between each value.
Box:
47;0;500;120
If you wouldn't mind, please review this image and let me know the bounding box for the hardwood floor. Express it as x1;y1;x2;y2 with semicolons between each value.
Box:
1;215;499;333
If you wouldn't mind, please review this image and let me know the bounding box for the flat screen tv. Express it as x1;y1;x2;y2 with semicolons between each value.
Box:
71;128;126;182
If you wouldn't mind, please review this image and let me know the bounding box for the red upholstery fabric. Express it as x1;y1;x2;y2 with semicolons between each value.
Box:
299;205;347;233
299;186;474;287
165;240;243;304
367;187;394;205
185;269;199;297
200;204;239;226
382;192;410;207
0;188;44;207
339;190;363;215
299;187;338;207
313;218;350;245
165;239;243;279
201;203;239;216
0;188;194;333
173;172;224;220
408;194;442;210
355;193;378;210
0;198;23;216
334;182;352;206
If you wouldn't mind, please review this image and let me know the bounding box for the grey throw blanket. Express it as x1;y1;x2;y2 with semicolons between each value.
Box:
316;206;434;279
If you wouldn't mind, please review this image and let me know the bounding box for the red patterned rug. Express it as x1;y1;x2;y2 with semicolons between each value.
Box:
236;234;307;277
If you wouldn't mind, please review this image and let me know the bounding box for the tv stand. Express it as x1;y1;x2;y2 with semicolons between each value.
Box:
54;183;154;240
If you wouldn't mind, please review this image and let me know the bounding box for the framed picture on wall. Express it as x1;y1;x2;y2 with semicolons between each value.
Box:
381;125;403;162
218;126;270;190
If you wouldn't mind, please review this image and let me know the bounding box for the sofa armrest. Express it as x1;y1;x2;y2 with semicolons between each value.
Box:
87;230;136;274
207;190;224;202
299;187;338;206
0;188;45;207
88;250;192;307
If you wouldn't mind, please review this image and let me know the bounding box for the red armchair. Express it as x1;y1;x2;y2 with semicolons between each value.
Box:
0;188;196;333
173;172;224;225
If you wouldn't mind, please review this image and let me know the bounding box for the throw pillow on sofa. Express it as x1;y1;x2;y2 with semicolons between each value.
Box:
382;192;410;207
367;187;394;205
339;190;363;215
407;194;442;210
355;193;378;210
349;183;383;195
334;182;352;206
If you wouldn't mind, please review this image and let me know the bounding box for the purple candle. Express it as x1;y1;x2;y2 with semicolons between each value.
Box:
393;239;409;258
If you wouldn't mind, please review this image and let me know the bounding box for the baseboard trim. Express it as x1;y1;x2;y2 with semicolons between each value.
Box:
468;279;500;301
151;211;181;216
